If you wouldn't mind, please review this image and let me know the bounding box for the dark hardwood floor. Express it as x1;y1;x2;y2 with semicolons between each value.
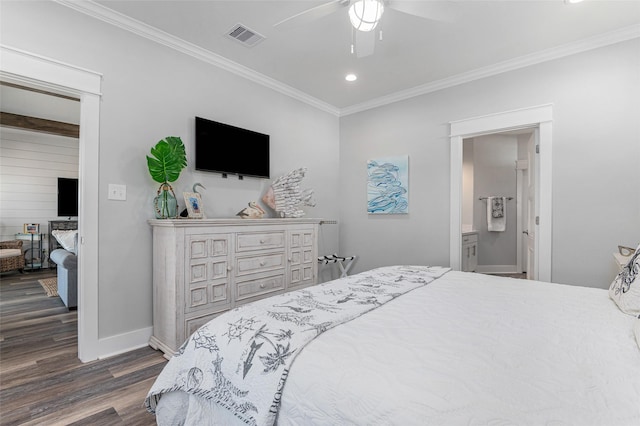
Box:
0;269;167;425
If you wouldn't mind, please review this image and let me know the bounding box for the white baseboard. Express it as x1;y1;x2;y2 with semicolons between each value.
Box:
475;265;521;274
97;326;153;360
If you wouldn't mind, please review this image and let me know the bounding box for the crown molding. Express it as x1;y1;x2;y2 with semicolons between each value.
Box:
1;44;103;96
340;24;640;116
54;1;638;118
53;0;340;116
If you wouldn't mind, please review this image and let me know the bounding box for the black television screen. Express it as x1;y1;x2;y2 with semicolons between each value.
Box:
57;177;78;217
195;116;270;178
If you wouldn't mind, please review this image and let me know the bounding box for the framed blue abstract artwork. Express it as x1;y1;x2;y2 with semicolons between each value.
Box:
367;155;409;214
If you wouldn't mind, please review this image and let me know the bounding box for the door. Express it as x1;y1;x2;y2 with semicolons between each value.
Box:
526;132;537;280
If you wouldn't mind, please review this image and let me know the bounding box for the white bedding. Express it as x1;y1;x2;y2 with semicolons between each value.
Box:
153;270;640;426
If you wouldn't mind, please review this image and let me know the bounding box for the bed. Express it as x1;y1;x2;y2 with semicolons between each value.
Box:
145;253;640;426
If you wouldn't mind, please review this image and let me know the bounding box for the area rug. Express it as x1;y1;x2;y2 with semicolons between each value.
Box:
38;277;59;297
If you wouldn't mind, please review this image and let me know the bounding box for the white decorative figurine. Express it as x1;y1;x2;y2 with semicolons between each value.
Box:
236;201;266;219
262;167;315;218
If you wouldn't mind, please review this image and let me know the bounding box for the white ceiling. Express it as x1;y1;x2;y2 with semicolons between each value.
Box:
21;0;640;116
82;0;640;113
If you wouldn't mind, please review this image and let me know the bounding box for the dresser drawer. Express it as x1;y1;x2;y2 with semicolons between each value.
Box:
185;279;230;312
236;273;285;303
236;231;285;252
236;252;286;276
185;308;228;338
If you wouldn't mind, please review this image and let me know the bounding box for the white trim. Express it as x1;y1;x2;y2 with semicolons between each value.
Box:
0;45;102;96
1;45;102;362
77;92;101;361
53;0;340;117
52;1;638;117
450;105;553;137
97;326;153;360
515;167;524;274
450;104;552;282
449;135;464;271
537;121;553;282
341;24;640;116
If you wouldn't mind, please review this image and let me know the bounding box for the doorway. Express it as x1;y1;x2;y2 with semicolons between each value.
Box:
449;104;553;282
1;45;102;361
461;129;535;277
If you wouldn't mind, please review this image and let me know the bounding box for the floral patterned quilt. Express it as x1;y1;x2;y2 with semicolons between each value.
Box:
145;265;450;425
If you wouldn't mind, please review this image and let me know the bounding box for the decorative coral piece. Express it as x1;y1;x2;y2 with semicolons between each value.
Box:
265;168;315;218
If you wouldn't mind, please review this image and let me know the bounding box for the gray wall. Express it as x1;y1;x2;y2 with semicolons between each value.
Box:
0;1;340;340
471;134;518;268
339;38;640;288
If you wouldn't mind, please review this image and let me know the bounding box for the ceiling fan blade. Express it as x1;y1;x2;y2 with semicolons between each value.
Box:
355;30;376;58
274;0;348;29
387;0;456;23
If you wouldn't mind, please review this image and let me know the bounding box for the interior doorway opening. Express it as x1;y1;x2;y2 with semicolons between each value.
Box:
1;45;102;361
461;128;536;279
449;104;553;283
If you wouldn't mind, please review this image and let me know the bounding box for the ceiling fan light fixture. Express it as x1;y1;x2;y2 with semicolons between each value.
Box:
348;0;384;32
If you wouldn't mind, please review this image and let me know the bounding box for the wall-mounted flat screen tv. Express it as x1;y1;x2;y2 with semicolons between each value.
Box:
195;116;270;179
57;177;78;217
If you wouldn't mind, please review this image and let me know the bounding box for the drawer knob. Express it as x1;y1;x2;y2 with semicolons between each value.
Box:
260;283;266;289
227;265;232;271
260;239;265;244
260;261;266;266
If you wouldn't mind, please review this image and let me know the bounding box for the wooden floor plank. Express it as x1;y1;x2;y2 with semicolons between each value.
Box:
0;270;167;425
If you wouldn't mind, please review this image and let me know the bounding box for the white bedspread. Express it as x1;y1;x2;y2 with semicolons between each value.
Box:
147;265;450;425
154;270;640;426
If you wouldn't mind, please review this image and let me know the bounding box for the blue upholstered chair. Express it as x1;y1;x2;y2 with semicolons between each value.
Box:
50;248;77;308
49;229;78;309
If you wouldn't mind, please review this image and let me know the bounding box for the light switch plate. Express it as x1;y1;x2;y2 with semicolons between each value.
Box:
108;184;126;201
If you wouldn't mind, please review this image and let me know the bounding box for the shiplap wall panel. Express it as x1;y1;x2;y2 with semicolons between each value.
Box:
0;127;78;265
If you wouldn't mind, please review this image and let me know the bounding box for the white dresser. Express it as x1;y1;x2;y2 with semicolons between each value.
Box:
148;218;321;358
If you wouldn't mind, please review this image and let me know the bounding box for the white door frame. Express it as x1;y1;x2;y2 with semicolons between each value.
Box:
450;104;553;282
1;45;102;361
515;159;528;274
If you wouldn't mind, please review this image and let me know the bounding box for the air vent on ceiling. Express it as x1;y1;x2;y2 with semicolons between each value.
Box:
226;24;265;47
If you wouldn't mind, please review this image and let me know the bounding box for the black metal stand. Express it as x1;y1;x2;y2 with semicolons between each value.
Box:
16;233;43;271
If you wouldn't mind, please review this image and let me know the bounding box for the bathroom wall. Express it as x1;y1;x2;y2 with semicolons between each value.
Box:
466;134;519;272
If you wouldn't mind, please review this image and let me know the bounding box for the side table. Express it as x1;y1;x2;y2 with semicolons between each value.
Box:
15;233;43;271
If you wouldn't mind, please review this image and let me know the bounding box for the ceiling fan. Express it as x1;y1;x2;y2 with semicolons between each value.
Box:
274;0;454;58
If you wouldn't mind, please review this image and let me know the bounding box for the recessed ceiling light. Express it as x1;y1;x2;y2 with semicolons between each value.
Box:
565;0;584;3
345;73;357;82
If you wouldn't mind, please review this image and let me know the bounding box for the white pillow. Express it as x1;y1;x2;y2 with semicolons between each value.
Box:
52;229;78;254
609;243;640;317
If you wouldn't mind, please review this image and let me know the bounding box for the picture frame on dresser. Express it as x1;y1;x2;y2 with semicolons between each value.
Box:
183;192;204;218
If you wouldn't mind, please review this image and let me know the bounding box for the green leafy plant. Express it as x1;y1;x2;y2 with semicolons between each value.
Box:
146;136;187;184
147;136;187;218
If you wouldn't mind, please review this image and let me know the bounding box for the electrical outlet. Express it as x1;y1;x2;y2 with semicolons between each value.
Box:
108;184;127;201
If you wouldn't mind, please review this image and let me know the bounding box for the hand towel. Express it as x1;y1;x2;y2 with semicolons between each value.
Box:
487;196;506;232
